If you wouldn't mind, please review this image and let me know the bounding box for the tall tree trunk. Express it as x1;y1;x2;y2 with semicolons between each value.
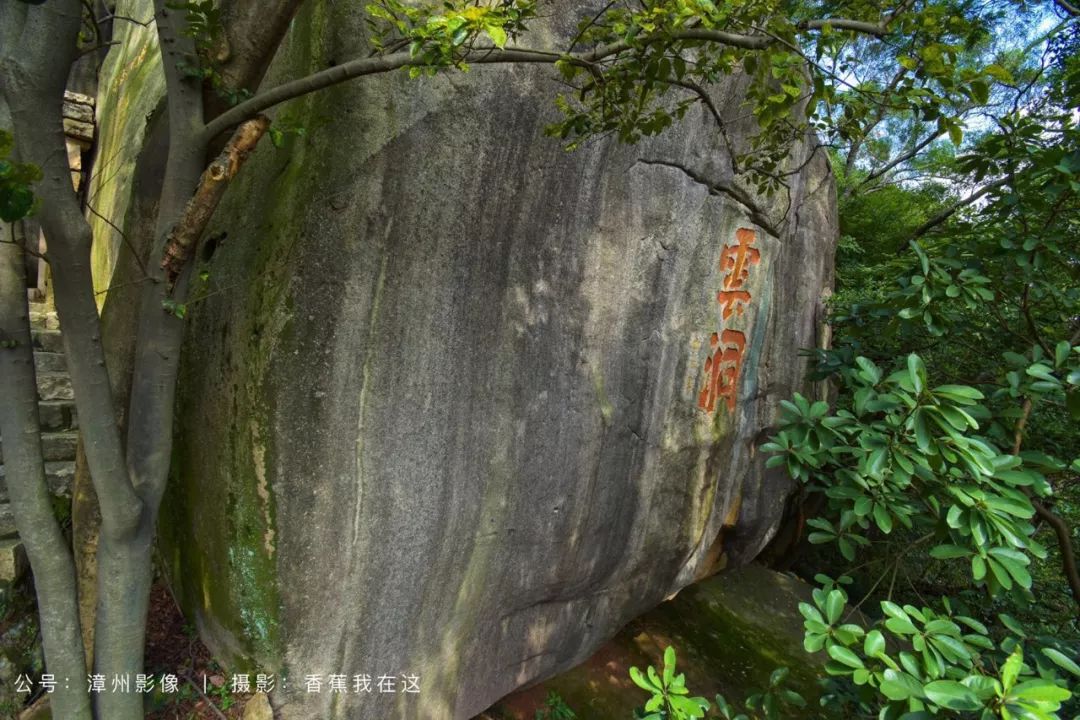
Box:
2;4;145;719
0;221;93;720
73;0;307;664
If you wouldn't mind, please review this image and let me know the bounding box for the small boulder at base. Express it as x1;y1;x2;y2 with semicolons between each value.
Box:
243;691;274;720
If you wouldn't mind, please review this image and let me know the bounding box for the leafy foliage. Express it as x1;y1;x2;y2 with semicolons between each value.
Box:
630;647;712;719
168;0;253;106
0;130;41;223
763;356;1067;594
365;0;538;76
630;649;806;720
800;586;1076;718
535;690;577;720
744;7;1080;715
358;0;1039;194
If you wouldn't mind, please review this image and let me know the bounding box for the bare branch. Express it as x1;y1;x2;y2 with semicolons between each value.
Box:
161;115;270;288
911;177;1009;238
801;18;888;36
848;129;945;196
1052;0;1080;16
86;202;150;278
1013;399;1080;613
97;13;152;27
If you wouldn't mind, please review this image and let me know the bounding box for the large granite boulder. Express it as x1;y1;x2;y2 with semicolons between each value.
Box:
75;2;843;718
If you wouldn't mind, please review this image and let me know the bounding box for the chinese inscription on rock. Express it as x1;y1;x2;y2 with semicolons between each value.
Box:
698;228;760;415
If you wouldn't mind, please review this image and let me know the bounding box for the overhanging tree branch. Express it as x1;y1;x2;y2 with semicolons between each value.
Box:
202;16;902;142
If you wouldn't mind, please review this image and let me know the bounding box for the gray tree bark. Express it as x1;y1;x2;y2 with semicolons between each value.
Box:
0;221;93;720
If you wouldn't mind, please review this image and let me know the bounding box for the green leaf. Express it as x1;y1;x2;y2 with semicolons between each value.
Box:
881;601;908;620
1054;341;1071;367
1001;647;1023;690
0;185;34;222
485;24;507;48
971;554;986;581
948;122;963;146
827;644;864;669
629;666;658;692
988;557;1014;589
1008;679;1070;705
907;354;926;394
872;503;893;534
880;669;925;701
924;680;983;711
864;629;885;657
969;79;989;104
669;694;710;718
825;590;845;624
1041;648;1080;678
933;384;984;402
929;544;971;559
885;616;918;635
804;633;826;653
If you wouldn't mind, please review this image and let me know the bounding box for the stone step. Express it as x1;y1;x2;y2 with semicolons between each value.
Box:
36;373;73;401
0;504;15;539
34;351;67;373
31;329;64;354
0;431;78;465
28;309;59;331
38;400;77;432
0;462;75;502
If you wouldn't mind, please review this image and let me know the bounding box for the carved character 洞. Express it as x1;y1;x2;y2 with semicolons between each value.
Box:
697;329;746;414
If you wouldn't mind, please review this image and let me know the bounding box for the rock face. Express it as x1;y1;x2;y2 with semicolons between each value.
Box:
87;2;841;718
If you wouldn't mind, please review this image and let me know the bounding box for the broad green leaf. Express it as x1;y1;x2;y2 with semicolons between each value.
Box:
924;680;983;711
485;24;507;48
864;629;885;657
1041;648;1080;677
1008;679;1070;705
930;544;971;559
825;590;845;625
1001;647;1023;690
630;666;658;692
880;669;925;701
827;644;864;669
1054;341;1071;367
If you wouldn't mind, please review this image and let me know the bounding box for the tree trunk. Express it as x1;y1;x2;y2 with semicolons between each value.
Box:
73;0;310;656
0;222;93;720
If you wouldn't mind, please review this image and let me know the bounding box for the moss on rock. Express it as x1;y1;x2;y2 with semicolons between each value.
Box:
490;565;825;720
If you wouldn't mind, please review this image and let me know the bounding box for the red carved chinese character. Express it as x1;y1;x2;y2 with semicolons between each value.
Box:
697;329;746;414
719;228;760;292
716;289;752;320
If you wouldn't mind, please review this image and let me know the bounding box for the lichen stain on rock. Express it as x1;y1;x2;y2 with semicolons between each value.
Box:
250;420;275;558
